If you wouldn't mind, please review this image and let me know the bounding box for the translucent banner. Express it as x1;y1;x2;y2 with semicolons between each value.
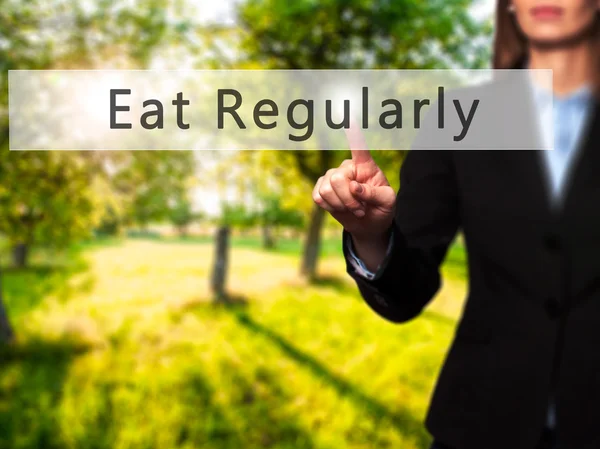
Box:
8;69;553;151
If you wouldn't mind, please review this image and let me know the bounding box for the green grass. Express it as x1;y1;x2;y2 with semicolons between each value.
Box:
0;236;467;449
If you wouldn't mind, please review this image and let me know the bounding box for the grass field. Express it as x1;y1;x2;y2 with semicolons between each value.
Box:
0;236;468;449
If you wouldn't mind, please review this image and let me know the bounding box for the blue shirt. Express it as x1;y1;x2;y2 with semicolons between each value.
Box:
533;82;594;205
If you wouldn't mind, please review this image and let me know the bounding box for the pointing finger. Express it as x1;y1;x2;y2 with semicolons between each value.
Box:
345;120;373;164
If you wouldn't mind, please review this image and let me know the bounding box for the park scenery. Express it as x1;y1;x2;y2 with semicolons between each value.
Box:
1;1;491;448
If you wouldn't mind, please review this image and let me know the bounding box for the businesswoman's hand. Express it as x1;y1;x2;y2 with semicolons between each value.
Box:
312;126;396;270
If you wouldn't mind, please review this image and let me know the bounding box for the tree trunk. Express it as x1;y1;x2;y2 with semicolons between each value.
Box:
178;226;188;238
0;267;14;344
210;226;230;302
300;202;325;280
12;243;28;268
296;149;332;281
262;224;276;249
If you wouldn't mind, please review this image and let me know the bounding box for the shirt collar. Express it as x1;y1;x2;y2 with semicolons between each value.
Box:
525;59;593;108
530;77;593;111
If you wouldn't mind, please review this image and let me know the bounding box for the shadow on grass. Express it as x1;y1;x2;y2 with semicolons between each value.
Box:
2;253;95;322
310;274;357;296
0;337;93;449
179;366;322;448
228;309;432;449
216;292;250;306
175;370;247;447
1;339;230;449
278;275;359;298
179;293;250;313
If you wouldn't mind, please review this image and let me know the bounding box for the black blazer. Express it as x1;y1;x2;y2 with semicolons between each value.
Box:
343;84;600;449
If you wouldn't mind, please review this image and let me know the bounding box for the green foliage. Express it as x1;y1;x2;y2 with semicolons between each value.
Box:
110;151;197;228
95;205;123;237
0;0;203;253
0;152;102;248
233;0;491;276
167;194;202;235
221;202;257;229
238;0;491;70
236;0;493;186
259;193;305;229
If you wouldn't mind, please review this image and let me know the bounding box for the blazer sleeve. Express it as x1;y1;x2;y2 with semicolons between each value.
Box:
343;149;460;323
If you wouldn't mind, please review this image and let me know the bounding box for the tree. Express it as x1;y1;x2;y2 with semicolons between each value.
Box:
0;151;103;267
230;151;308;247
222;202;257;231
96;204;124;237
258;194;283;249
257;193;307;248
107;151;197;232
167;195;201;237
0;0;204;253
237;0;491;279
0;0;203;339
0;153;11;342
210;226;230;302
0;268;12;343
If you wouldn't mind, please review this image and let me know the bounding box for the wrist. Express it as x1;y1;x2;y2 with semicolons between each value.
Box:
350;226;392;250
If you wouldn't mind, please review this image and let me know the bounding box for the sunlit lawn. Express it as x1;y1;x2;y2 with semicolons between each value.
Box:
0;236;467;449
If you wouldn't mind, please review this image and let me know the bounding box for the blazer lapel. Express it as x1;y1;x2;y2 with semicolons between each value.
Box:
501;75;556;218
499;82;600;219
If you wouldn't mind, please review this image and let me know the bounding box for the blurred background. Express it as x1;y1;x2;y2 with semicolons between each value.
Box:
0;1;493;448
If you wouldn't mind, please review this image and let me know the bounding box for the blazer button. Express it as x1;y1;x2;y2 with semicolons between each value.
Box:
374;294;389;307
544;297;561;319
542;234;561;252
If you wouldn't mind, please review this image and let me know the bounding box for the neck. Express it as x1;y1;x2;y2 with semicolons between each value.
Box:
528;41;595;95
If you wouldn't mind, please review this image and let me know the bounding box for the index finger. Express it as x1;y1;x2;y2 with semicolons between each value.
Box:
344;120;372;164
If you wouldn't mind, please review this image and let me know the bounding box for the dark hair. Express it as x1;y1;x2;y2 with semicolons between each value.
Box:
492;0;527;69
493;0;600;92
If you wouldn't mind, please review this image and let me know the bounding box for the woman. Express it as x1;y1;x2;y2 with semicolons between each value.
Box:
312;1;600;449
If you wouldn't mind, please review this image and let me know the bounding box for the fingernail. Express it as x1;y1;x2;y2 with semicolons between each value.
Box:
354;209;365;217
354;182;363;194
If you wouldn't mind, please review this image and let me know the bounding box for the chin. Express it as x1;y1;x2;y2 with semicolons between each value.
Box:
528;29;593;48
525;18;598;49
